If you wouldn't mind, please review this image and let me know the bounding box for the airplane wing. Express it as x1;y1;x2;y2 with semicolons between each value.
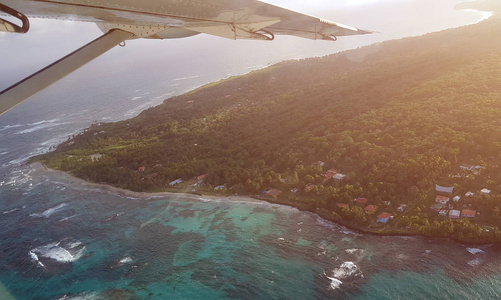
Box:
0;0;372;115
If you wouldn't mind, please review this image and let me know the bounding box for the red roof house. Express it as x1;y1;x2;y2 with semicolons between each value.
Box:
322;169;338;180
436;195;450;205
305;184;316;191
354;198;368;204
138;166;145;172
377;212;392;223
365;205;377;214
462;209;476;218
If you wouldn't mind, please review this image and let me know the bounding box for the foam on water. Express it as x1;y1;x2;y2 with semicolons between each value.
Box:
59;215;78;222
332;262;361;279
29;238;86;264
199;198;213;203
468;258;483;267
119;257;133;264
29;119;60;126
58;292;100;300
2;206;25;215
316;216;361;236
16;121;66;134
29;251;45;268
173;75;199;81
0;124;23;131
325;261;364;290
326;276;343;290
1;169;34;186
30;203;68;218
467;248;486;255
345;248;366;261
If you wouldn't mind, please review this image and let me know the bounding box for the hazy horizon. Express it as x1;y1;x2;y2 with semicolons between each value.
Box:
0;0;491;119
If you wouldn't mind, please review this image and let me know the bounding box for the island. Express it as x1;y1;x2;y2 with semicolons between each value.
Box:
32;14;501;244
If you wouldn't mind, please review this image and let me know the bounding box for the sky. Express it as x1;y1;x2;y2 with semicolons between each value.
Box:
0;0;491;117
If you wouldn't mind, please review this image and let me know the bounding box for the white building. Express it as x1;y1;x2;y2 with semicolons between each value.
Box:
333;174;346;181
169;178;183;186
481;188;491;195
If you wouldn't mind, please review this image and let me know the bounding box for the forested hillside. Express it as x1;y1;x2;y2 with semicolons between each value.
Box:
35;17;501;243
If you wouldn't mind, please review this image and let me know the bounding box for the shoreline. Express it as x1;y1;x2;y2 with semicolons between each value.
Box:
30;162;298;208
31;162;495;247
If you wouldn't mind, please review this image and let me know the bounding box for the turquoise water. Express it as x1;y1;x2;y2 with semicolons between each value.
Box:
2;165;501;299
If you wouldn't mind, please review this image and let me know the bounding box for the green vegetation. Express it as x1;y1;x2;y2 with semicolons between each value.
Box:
33;18;501;243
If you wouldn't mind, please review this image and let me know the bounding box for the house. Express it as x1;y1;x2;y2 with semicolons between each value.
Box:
462;209;476;218
322;169;337;180
197;174;207;180
449;210;460;219
465;192;475;197
439;209;448;217
291;188;299;193
169;178;183;186
453;196;461;202
305;184;316;191
436;185;453;194
338;203;349;208
397;204;407;213
354;198;368;204
214;185;225;191
138;166;145;172
436;195;450;205
377;212;391;223
481;188;491;195
365;205;377;214
333;174;346;181
266;189;282;197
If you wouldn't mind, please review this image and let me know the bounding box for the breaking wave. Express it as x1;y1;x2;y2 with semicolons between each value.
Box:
57;292;100;300
325;262;363;290
16;119;65;134
467;248;486;255
30;203;68;218
2;206;25;215
468;258;483;267
29;238;86;267
173;75;199;81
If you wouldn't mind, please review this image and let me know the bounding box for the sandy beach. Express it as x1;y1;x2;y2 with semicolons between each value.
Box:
29;162;276;207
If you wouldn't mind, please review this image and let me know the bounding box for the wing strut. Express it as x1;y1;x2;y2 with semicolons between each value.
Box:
0;29;135;116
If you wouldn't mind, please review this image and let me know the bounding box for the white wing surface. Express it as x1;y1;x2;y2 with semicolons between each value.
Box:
1;0;371;40
0;0;372;116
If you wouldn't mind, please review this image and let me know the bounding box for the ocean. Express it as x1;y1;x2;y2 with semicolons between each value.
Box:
0;1;499;299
